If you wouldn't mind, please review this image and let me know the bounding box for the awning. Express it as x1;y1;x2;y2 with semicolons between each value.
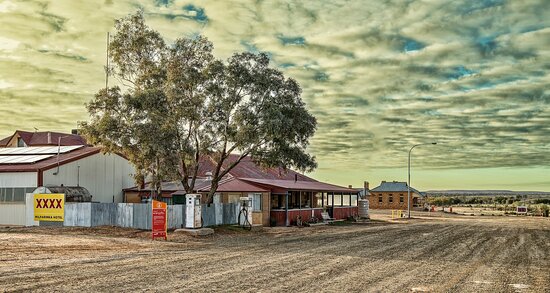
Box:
239;178;357;193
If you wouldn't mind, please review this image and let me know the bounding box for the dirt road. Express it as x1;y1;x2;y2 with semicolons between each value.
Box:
0;214;549;292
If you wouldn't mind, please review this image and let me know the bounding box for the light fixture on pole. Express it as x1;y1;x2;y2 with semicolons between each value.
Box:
408;142;437;218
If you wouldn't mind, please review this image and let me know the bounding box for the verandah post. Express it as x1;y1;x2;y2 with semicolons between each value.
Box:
285;192;289;227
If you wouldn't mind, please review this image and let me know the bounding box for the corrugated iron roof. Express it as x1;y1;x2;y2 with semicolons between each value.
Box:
370;181;421;194
195;154;316;182
123;179;211;193
240;178;358;193
0;147;101;172
35;186;93;202
196;177;269;193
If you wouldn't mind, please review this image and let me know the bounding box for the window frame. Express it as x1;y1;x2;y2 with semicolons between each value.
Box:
251;193;262;211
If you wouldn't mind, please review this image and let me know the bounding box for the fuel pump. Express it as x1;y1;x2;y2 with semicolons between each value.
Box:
185;194;202;229
238;196;253;230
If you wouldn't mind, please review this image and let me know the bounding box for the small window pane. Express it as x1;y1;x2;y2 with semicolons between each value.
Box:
5;188;13;202
252;193;262;211
13;188;25;202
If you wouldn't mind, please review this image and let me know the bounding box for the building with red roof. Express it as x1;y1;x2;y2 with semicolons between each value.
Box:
0;130;87;148
124;154;358;226
0;143;135;204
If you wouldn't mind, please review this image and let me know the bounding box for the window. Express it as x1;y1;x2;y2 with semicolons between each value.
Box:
400;194;404;203
351;194;358;206
389;194;393;203
335;194;343;206
251;193;262;211
17;137;26;147
13;188;25;202
378;194;383;203
0;187;34;202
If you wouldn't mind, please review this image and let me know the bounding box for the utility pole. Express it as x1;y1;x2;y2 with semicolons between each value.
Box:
408;142;437;218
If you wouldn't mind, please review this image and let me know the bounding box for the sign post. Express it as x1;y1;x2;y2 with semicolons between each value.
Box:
34;194;65;222
152;200;167;240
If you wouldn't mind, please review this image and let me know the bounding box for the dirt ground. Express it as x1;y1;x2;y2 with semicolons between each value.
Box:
0;211;549;293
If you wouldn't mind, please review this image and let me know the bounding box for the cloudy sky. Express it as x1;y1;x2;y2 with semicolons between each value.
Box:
1;0;549;191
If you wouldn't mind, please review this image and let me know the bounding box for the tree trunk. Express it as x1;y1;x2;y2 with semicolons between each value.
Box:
205;179;219;206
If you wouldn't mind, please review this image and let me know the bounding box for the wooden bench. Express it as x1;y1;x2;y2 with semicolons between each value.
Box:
321;212;335;223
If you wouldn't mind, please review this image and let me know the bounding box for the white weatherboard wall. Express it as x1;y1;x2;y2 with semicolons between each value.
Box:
0;172;37;188
42;153;135;203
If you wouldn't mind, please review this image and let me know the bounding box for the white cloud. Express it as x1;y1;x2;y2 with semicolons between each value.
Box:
0;0;16;13
0;79;13;89
0;36;19;50
0;0;549;190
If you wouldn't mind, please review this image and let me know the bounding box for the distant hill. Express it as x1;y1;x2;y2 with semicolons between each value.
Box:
425;190;550;197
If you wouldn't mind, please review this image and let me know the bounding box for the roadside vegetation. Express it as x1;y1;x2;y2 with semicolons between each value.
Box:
427;195;550;216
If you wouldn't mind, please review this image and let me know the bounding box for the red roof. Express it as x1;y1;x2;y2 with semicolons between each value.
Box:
196;154;316;182
0;130;86;147
0;146;101;172
240;178;358;193
196;177;268;193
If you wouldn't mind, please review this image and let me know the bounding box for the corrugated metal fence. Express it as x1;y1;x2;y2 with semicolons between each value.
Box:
0;202;241;229
63;203;240;229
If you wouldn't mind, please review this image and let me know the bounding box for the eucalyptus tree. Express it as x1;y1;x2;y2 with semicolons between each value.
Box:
82;11;317;203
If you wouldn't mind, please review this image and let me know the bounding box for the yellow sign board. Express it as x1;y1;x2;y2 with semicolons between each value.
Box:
34;194;65;222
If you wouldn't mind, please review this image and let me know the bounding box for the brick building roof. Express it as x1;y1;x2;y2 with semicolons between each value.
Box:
370;181;421;194
0;130;86;147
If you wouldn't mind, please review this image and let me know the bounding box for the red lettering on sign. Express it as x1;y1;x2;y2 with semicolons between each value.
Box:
35;198;63;209
36;199;45;208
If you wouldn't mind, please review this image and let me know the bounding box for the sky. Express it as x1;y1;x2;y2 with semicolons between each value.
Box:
0;0;549;191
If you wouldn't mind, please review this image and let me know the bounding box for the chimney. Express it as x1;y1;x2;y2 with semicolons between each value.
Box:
295;174;298;182
364;181;369;191
348;185;353;189
47;132;51;144
71;129;78;135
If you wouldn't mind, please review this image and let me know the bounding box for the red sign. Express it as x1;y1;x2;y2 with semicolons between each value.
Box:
152;200;167;240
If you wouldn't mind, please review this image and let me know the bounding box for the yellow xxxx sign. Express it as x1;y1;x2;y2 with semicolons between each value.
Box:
34;194;65;222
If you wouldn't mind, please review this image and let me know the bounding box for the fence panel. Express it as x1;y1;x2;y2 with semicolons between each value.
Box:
222;203;239;225
201;204;216;227
91;203;117;226
167;205;183;229
133;203;152;230
116;203;134;228
64;203;92;227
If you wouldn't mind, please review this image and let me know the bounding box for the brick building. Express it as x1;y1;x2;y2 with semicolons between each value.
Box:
368;181;422;209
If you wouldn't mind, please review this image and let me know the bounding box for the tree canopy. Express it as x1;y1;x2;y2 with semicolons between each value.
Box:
81;11;317;203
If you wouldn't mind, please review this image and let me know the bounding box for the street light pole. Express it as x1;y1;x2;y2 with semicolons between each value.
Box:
408;142;437;218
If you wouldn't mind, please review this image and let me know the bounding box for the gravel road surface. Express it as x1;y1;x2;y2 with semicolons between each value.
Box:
0;213;548;292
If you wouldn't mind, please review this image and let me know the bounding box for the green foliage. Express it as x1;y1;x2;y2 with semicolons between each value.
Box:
534;198;550;204
81;11;317;201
